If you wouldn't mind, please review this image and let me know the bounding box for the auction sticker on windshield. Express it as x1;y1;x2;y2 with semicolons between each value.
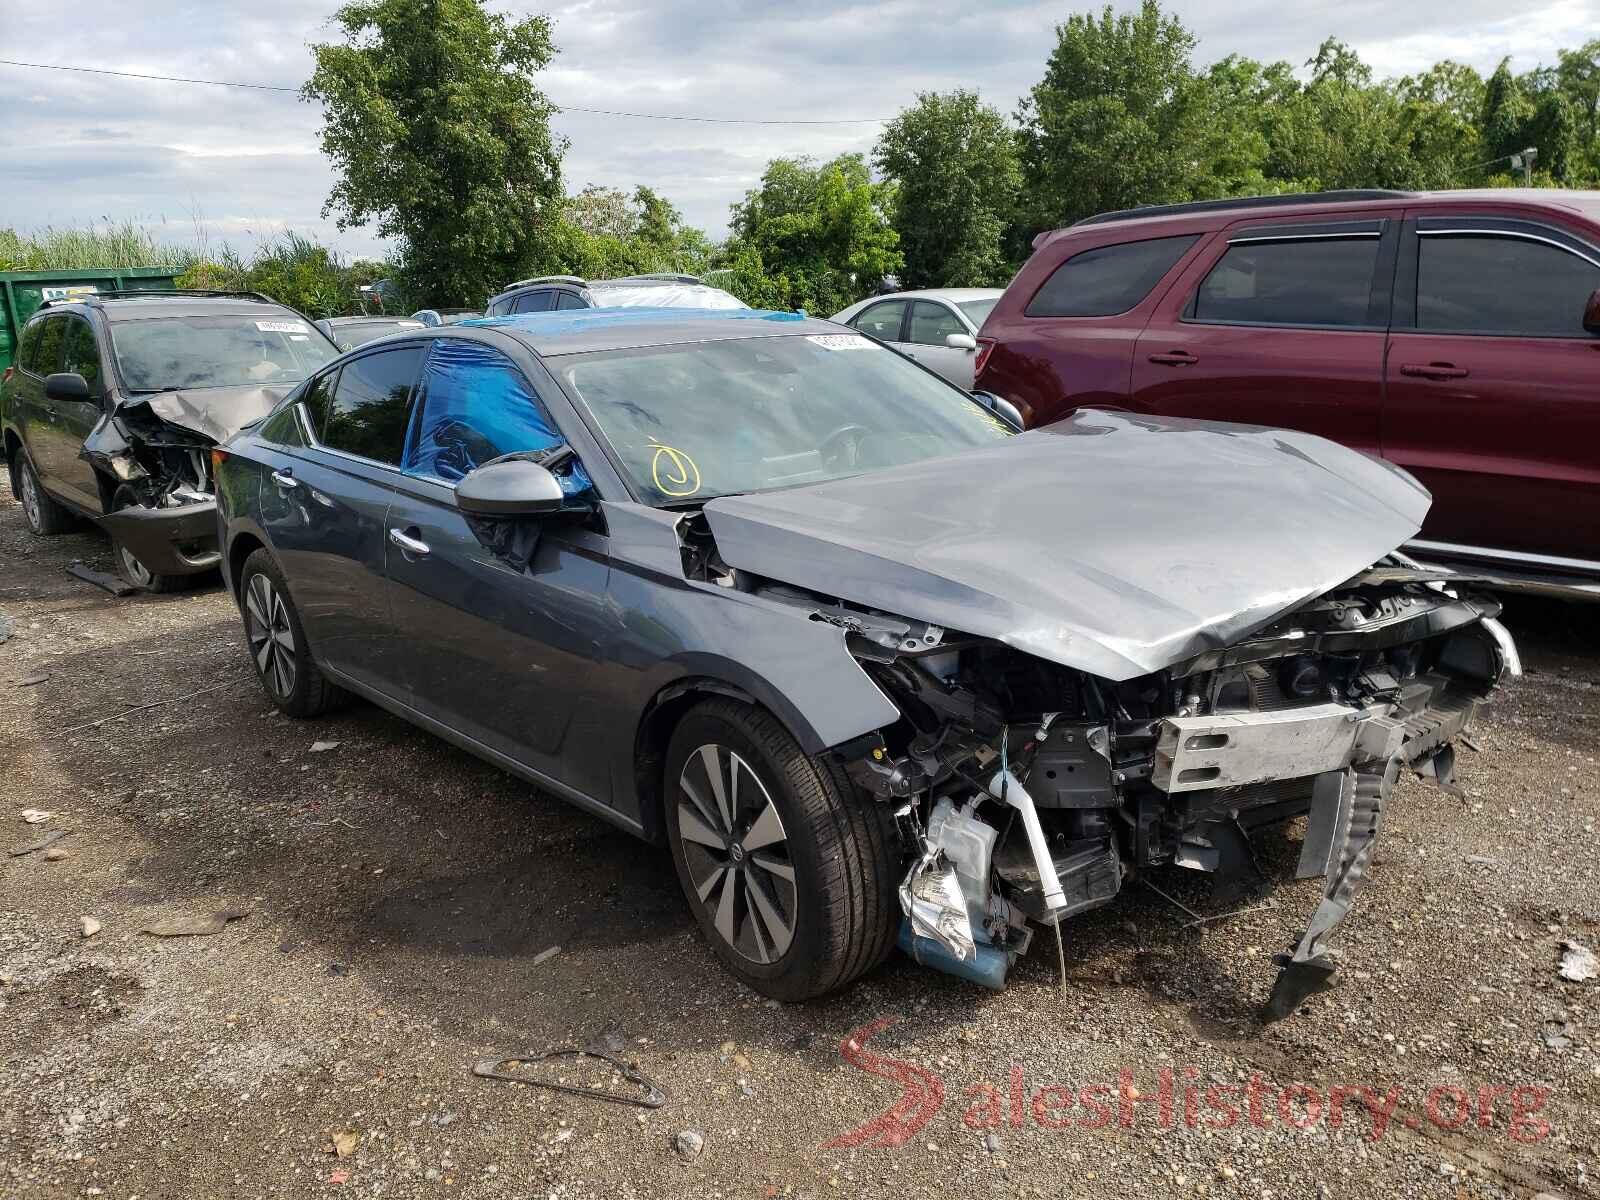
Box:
256;320;310;334
806;334;873;350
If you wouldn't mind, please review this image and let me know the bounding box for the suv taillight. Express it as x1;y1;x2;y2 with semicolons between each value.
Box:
973;337;996;381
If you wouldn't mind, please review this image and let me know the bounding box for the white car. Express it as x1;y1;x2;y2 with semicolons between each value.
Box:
830;288;1004;390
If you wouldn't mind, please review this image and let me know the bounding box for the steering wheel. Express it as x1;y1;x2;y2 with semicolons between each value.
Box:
819;423;870;471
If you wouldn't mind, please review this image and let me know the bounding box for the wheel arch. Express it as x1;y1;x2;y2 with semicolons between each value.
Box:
633;676;762;845
226;530;268;599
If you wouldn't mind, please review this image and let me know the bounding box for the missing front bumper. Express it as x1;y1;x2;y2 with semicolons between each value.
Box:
97;501;221;575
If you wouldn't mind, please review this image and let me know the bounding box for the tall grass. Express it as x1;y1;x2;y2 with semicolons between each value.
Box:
0;221;198;272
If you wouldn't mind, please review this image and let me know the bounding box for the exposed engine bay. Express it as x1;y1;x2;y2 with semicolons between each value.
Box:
83;398;219;510
742;557;1515;1018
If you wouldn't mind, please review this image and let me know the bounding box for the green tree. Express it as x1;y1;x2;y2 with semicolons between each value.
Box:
722;155;901;313
303;0;565;307
1481;58;1537;167
1017;1;1226;230
874;90;1020;289
1558;40;1600;147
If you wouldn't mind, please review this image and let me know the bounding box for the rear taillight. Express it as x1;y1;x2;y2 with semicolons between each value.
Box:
973;337;996;381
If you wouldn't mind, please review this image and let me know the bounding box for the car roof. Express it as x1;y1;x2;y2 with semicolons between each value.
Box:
466;307;835;356
86;296;308;323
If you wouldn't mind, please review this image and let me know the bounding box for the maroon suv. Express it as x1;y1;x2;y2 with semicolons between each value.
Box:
976;189;1600;589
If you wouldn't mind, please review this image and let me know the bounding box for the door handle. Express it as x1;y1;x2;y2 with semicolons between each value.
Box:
270;469;300;490
1399;362;1469;380
388;527;430;557
1148;350;1199;366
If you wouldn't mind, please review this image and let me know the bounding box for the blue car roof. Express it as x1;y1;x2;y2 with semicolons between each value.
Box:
463;306;838;356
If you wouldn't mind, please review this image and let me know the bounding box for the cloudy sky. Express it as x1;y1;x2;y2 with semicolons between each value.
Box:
2;0;1595;259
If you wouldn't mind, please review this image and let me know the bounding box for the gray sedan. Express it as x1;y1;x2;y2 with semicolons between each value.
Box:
830;287;1003;389
215;307;1514;1013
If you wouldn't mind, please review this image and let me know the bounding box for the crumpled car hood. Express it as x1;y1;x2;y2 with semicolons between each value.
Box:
117;385;291;444
702;410;1432;681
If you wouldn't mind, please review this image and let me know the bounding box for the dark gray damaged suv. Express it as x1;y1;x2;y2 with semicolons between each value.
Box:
215;306;1517;1015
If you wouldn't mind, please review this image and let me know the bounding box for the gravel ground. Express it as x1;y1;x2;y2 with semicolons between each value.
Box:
2;491;1597;1200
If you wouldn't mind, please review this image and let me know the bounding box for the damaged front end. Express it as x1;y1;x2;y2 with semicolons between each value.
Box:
86;388;284;576
777;567;1514;1017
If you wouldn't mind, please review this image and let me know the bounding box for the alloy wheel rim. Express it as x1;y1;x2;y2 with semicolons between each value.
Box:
677;743;797;965
118;544;153;588
244;574;297;699
19;466;40;530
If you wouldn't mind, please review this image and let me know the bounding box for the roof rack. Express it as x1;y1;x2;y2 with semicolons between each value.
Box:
1072;190;1418;228
500;275;587;292
37;288;278;310
598;273;704;285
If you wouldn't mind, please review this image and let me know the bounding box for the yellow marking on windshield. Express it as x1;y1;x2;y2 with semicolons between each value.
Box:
650;440;702;497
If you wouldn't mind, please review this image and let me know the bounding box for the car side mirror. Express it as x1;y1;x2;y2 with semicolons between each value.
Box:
945;332;978;351
44;372;92;403
455;458;565;516
971;390;1025;431
1584;289;1600;334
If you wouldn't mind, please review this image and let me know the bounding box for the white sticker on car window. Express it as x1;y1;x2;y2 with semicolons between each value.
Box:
256;319;310;334
289;334;309;341
805;334;873;350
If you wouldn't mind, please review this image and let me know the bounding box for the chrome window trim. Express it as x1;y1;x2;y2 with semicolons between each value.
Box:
1416;226;1600;271
1227;231;1382;244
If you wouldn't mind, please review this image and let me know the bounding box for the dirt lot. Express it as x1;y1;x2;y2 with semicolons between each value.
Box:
2;493;1598;1200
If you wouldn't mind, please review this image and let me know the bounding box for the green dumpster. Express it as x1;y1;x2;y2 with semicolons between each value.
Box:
0;267;179;374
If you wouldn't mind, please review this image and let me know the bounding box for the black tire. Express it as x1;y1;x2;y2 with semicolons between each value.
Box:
109;488;195;593
16;452;75;535
237;548;348;718
663;698;900;1000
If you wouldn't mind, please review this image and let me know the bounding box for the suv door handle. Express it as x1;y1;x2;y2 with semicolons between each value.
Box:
1148;350;1199;366
1399;362;1469;380
388;527;430;557
270;469;300;490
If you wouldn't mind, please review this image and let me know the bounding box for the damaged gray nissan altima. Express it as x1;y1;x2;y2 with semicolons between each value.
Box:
1;291;340;590
214;307;1518;1017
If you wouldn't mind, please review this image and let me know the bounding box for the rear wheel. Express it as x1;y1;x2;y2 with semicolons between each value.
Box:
663;698;900;1000
238;548;347;717
17;454;74;535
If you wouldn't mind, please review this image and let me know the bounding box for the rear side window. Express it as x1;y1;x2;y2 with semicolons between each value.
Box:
1417;233;1600;337
26;316;67;376
1193;238;1380;327
850;299;907;340
1026;235;1198;317
513;290;554;314
555;292;587;310
16;319;45;375
319;345;425;464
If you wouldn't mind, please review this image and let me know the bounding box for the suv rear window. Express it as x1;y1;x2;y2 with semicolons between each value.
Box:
1026;235;1198;317
1193;237;1380;328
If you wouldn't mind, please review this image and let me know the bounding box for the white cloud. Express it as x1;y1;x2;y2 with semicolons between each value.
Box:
0;0;1593;260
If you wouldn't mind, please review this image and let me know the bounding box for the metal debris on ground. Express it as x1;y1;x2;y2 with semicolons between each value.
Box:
532;945;561;965
66;561;137;596
57;678;238;736
18;673;49;686
141;909;251;938
9;829;68;857
309;740;341;753
1559;940;1598;983
473;1047;668;1108
80;917;102;938
19;809;53;824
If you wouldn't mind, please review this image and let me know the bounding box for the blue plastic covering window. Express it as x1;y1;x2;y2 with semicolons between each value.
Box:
405;339;593;500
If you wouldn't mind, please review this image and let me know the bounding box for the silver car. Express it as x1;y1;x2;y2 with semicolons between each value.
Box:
830;288;1004;389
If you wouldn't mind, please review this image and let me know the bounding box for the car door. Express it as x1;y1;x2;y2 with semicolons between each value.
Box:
53;315;111;508
1384;213;1600;561
904;299;978;388
1130;215;1401;457
384;336;615;798
7;318;50;479
258;342;426;698
18;315;71;493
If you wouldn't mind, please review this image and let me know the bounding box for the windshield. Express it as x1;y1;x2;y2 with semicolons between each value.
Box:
555;331;1014;505
957;297;998;325
111;314;338;391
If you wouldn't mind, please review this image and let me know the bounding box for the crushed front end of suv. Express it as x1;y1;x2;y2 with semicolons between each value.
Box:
1;292;339;589
215;309;1517;1016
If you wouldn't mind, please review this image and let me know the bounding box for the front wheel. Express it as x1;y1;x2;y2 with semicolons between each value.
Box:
663;698;900;1000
